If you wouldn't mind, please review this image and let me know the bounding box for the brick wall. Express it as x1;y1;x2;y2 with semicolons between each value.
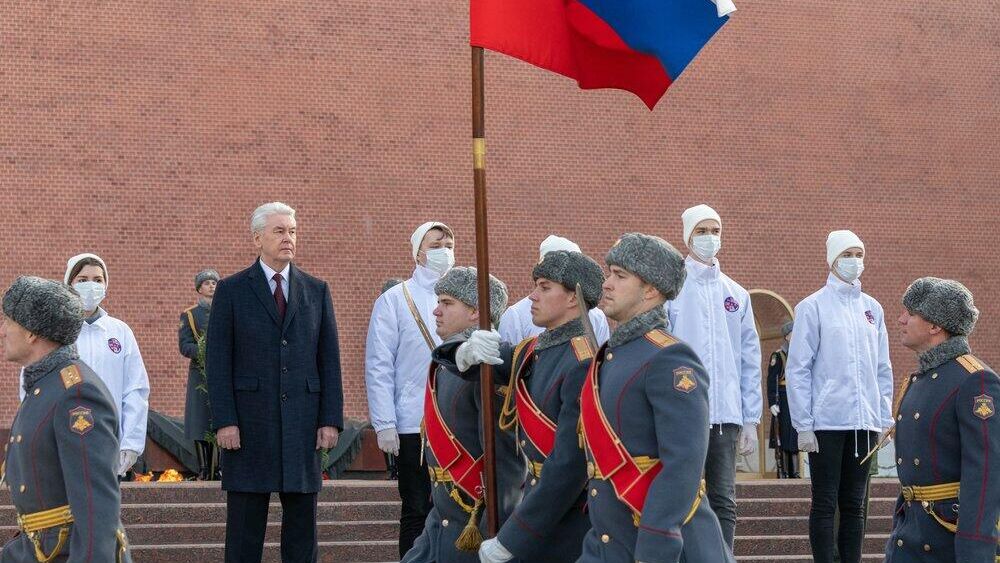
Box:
1;1;998;426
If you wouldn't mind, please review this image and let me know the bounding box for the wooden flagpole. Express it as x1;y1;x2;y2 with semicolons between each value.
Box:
471;45;499;535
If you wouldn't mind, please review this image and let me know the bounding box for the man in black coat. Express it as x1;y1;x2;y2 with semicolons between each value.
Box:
207;201;344;563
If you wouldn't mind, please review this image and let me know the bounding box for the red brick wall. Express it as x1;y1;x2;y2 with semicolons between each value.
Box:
2;1;998;427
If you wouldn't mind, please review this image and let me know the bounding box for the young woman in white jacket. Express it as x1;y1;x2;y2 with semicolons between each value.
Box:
785;231;894;563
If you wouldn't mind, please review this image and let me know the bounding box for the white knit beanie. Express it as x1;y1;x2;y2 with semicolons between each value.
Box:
410;221;452;261
64;253;109;288
826;230;865;267
681;204;722;248
538;235;580;261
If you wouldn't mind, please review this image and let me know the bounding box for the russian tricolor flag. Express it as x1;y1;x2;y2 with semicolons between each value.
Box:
471;0;733;109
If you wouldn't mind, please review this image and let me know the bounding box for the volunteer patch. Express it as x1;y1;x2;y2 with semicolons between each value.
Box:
865;310;876;325
673;367;697;393
973;394;994;420
107;338;122;354
724;297;739;312
69;406;94;435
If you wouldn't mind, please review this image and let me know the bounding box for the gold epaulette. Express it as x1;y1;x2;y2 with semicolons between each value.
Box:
644;329;677;349
957;354;985;374
570;336;593;362
60;366;82;389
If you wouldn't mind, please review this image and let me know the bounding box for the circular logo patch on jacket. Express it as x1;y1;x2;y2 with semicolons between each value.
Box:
865;310;875;325
724;297;739;312
108;338;122;354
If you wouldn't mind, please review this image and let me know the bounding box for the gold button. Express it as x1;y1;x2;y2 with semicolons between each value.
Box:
442;519;449;527
606;353;614;361
914;458;920;466
931;373;938;379
520;440;526;447
15;436;21;443
587;462;595;479
897;414;902;421
911;375;916;383
921;501;929;508
914;412;920;419
923;544;931;552
591;488;598;497
897;458;902;465
897;539;903;547
530;478;537;486
32;389;40;396
601;534;610;544
18;485;25;493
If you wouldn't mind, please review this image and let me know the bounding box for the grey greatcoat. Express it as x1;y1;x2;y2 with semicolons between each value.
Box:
578;308;735;563
1;346;132;562
402;332;525;563
180;301;212;441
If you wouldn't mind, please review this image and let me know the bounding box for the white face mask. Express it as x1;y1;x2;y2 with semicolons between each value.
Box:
690;234;722;261
835;257;865;282
73;281;107;311
424;247;455;276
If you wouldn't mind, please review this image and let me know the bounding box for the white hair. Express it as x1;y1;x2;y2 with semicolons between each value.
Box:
250;202;296;233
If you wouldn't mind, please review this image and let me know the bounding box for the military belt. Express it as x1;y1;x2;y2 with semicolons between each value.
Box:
900;482;959;502
428;466;454;483
17;505;73;533
587;456;658;480
528;461;544;478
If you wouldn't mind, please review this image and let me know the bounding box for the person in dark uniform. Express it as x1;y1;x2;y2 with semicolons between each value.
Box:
468;250;604;563
767;320;800;478
180;268;219;480
885;277;999;563
401;266;522;563
577;233;735;563
0;276;132;562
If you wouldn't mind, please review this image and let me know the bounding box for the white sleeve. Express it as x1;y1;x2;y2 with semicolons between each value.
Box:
664;301;677;332
18;368;25;402
874;303;894;429
590;308;611;346
739;295;763;425
786;301;819;432
364;294;400;432
498;305;523;345
119;327;151;454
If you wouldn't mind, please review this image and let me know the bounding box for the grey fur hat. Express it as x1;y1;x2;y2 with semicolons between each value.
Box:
2;276;84;345
781;320;794;337
532;250;605;309
195;269;220;291
902;277;979;336
435;266;508;325
605;233;686;300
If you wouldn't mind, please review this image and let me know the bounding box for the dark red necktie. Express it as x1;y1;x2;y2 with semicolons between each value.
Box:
272;273;287;321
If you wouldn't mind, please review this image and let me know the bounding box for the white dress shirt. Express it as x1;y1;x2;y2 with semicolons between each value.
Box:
259;259;291;297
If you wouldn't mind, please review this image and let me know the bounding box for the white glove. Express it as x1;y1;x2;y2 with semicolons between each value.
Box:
769;404;780;417
738;424;757;456
712;0;737;17
798;430;819;453
478;537;513;563
376;428;400;456
118;449;139;476
456;330;503;372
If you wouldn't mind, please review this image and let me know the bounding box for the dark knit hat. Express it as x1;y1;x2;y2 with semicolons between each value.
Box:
902;277;979;336
2;276;84;345
435;266;508;325
605;233;686;300
532;251;604;309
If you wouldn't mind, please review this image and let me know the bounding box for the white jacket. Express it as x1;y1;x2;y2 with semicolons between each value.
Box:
785;274;894;432
364;266;442;434
665;257;762;426
498;295;610;346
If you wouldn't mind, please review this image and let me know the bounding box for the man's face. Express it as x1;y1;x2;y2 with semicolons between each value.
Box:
433;295;478;338
689;219;722;247
898;308;937;352
600;265;651;323
197;280;217;299
417;229;455;266
254;214;297;266
0;316;33;364
529;277;576;329
71;265;107;287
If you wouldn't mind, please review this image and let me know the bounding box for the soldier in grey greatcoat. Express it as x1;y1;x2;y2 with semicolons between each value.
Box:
1;276;132;562
886;277;998;563
181;268;219;480
578;233;735;563
402;267;524;563
473;250;604;563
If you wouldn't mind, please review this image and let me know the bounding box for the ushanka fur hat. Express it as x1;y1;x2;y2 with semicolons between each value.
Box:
3;276;84;345
605;233;686;300
435;266;508;325
532;250;604;309
902;277;979;336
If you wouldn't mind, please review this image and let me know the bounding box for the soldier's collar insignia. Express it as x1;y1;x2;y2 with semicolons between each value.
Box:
571;336;594;362
973;394;994;420
69;406;94;435
60;365;82;389
673;367;697;393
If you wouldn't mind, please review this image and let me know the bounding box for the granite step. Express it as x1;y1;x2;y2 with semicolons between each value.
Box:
738;515;892;536
734;534;889;556
129;541;397;562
